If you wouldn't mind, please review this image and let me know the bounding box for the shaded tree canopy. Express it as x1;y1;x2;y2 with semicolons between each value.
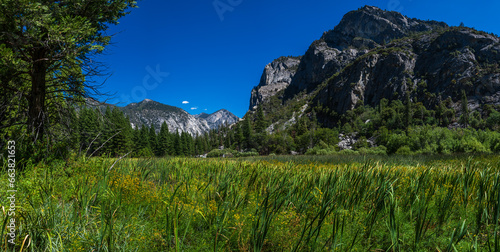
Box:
0;0;137;146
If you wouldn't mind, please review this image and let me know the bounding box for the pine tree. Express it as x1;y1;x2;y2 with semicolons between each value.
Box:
235;124;244;151
242;117;254;149
149;124;158;156
173;130;182;156
139;125;152;156
461;90;469;127
157;122;171;156
255;106;268;134
404;92;413;129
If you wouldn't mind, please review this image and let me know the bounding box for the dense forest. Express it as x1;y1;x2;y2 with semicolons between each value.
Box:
30;91;500;161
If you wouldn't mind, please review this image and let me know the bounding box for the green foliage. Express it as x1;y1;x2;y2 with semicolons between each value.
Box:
9;155;500;251
0;0;138;152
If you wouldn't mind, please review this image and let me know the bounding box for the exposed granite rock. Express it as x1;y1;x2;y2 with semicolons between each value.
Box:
285;41;365;96
321;5;447;50
247;6;500;130
281;6;448;100
249;56;301;109
121;99;239;136
195;109;239;129
314;28;500;119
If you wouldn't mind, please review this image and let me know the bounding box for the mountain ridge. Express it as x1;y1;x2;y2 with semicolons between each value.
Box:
248;5;500;131
86;98;239;136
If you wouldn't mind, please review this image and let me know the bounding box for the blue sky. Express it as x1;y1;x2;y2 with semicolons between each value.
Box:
97;0;500;118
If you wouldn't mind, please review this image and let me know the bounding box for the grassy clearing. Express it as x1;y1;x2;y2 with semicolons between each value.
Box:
1;155;500;251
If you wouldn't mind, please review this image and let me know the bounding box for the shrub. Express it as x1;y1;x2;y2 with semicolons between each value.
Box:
207;149;237;158
395;145;412;155
358;145;388;155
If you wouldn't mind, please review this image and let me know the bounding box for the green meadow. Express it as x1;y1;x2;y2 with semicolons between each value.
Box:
2;155;500;251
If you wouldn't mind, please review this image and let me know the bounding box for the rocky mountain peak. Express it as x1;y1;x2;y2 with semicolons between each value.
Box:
321;5;447;50
249;56;301;109
247;6;500;130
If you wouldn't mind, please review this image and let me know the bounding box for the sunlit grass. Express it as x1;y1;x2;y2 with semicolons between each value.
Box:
1;154;500;251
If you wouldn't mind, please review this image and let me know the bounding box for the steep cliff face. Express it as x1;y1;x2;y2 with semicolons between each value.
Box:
249;5;500;129
281;5;448;99
321;6;447;50
285;41;364;97
249;56;300;109
314;28;500;117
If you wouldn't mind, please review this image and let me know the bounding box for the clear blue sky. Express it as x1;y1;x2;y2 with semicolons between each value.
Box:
97;0;500;118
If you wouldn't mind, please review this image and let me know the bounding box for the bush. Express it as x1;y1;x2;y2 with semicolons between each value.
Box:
338;149;359;155
207;149;237;158
358;145;388;155
235;151;259;157
457;136;489;153
395;145;412;155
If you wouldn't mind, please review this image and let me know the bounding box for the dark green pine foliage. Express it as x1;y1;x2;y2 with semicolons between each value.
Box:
461;90;469;127
68;107;80;152
78;108;102;156
404;92;413;129
108;107;133;156
242;117;254;149
254;106;268;134
101;106;114;155
234;124;244;151
173;130;182;156
149;124;158;156
135;125;152;157
157;122;171;156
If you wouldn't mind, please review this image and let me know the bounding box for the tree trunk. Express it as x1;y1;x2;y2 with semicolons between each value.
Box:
28;49;47;142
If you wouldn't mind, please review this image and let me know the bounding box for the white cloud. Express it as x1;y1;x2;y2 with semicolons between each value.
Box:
204;109;207;111
182;101;189;104
190;107;198;110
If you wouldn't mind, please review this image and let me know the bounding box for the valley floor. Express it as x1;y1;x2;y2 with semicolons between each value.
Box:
1;154;500;251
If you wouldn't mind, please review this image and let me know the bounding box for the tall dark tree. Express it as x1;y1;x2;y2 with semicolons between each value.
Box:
149;124;158;155
157;122;171;156
404;92;413;129
255;106;268;134
0;0;137;146
460;90;469;127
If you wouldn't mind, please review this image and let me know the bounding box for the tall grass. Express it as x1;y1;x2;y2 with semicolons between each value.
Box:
1;154;500;251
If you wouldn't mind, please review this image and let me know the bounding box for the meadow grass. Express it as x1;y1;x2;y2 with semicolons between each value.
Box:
1;154;500;251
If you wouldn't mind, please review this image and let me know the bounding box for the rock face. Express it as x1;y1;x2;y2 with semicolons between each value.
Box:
121;99;239;136
249;5;500;127
315;28;500;117
195;109;239;129
281;5;448;100
249;56;301;109
321;6;447;50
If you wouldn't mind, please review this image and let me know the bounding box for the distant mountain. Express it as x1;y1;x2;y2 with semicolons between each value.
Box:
85;98;239;136
121;99;239;135
195;109;240;129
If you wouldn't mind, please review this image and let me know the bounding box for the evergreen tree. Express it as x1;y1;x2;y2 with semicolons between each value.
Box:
461;90;469;127
255;106;268;134
138;125;152;157
173;130;182;156
242;117;254;149
235;124;244;151
149;124;158;156
157;122;171;156
0;0;138;143
404;92;413;129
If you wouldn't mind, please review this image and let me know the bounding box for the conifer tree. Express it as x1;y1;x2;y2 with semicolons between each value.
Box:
158;122;171;156
255;106;268;134
149;125;158;156
461;90;469;127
